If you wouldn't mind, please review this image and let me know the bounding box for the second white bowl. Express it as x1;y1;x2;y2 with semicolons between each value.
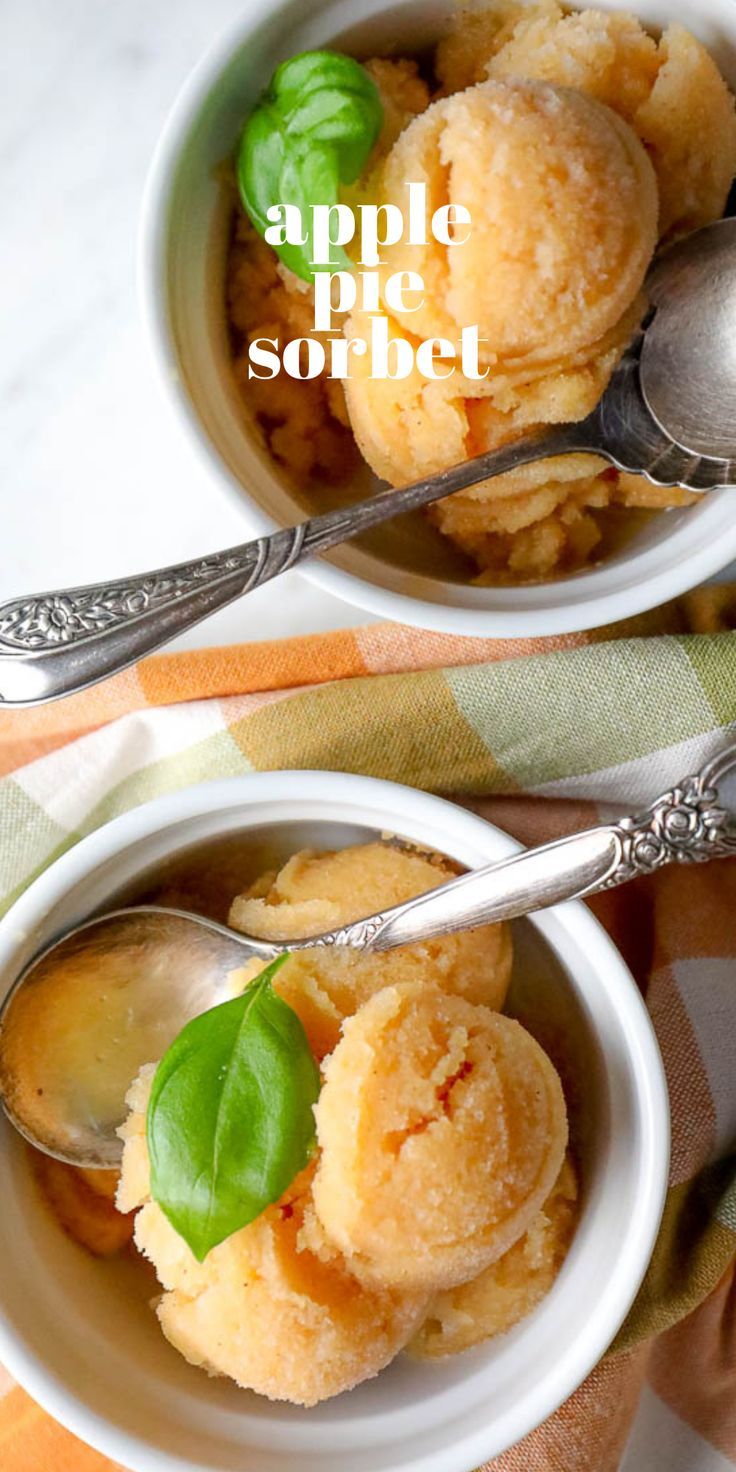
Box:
0;771;668;1472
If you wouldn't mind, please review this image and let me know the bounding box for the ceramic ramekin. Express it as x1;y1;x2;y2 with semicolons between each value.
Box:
139;0;736;638
0;771;668;1472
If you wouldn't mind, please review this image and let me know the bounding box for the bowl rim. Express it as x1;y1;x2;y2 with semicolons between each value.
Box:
0;770;670;1472
136;0;736;637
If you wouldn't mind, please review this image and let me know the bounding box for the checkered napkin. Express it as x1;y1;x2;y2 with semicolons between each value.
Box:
0;589;734;1472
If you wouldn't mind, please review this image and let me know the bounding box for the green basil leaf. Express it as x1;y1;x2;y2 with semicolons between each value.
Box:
238;104;287;237
236;49;383;281
278;141;352;276
272;50;369;95
146;955;320;1262
286;93;378;178
271;51;380;119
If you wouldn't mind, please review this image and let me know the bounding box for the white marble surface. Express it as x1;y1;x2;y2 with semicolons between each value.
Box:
0;0;357;649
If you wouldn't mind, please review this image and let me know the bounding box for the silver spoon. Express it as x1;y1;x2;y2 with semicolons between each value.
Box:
1;745;734;1167
1;219;735;707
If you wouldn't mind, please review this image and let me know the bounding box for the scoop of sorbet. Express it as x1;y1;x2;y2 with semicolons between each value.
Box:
312;982;568;1292
117;1069;427;1407
374;76;657;364
227;843;512;1059
409;1154;578;1357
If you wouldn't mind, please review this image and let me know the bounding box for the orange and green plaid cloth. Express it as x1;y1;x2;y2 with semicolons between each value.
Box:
0;591;735;1472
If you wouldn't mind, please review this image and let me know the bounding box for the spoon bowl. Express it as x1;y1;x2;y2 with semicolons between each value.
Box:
0;909;254;1167
641;217;736;460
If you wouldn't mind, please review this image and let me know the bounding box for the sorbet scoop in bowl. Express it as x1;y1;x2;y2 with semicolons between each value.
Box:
141;0;736;635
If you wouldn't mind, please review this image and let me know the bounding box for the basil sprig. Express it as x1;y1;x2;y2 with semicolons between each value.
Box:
147;955;319;1262
237;50;383;281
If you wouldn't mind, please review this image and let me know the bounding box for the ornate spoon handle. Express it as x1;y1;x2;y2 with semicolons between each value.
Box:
68;746;735;974
297;747;736;951
0;425;580;706
1;334;729;707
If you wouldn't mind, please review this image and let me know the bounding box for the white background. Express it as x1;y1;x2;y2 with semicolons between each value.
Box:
0;0;357;649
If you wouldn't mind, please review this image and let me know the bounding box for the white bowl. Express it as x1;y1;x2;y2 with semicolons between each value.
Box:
140;0;736;638
0;771;667;1472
